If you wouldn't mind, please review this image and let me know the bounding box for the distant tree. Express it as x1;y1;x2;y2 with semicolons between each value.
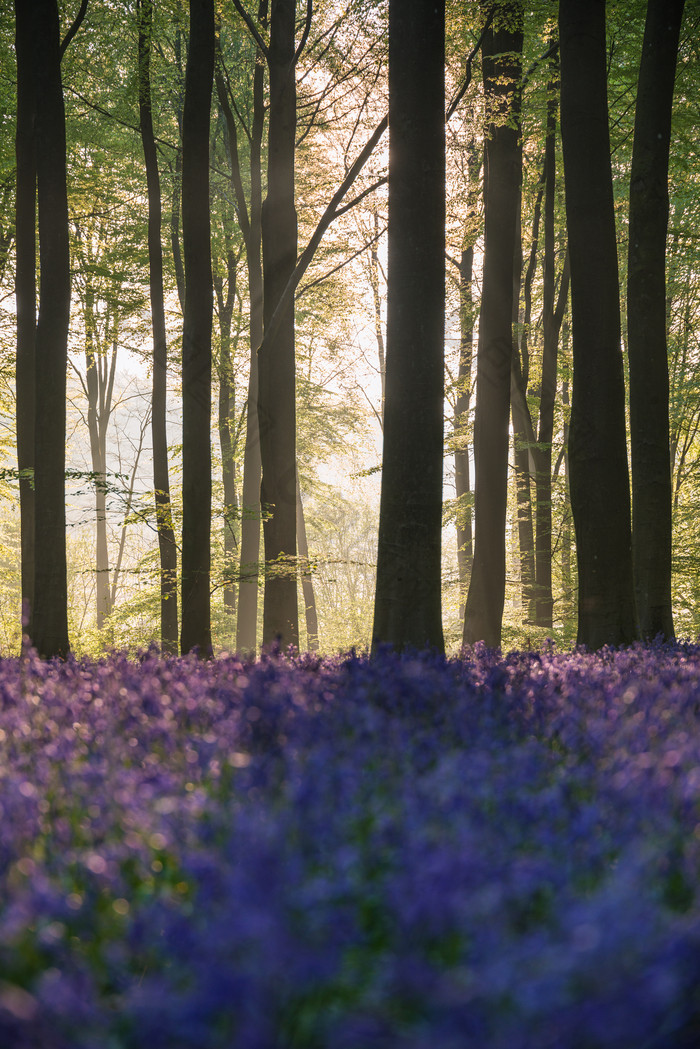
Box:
180;0;215;656
137;0;179;654
372;0;445;652
463;0;524;648
627;0;685;640
559;0;637;647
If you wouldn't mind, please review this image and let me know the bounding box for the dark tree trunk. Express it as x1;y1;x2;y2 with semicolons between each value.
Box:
463;1;523;649
217;2;267;655
559;0;637;648
14;0;36;636
180;0;215;656
627;0;684;641
372;0;445;652
259;0;299;648
138;0;179;654
30;0;71;659
296;468;319;651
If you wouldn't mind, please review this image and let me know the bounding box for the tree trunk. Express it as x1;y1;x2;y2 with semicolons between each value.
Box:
559;0;637;648
454;246;474;621
214;243;239;622
217;2;267;655
137;0;179;654
14;0;36;637
372;0;445;652
296;468;319;651
31;0;71;659
627;0;684;641
463;1;523;649
259;0;299;648
180;0;215;656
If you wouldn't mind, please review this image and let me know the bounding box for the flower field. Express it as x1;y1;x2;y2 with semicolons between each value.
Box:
0;642;700;1047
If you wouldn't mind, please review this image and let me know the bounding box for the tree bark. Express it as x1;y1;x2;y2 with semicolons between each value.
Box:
213;243;239;623
454;245;474;621
14;0;36;636
627;0;684;641
30;0;71;659
463;0;523;649
559;0;637;648
138;0;179;654
259;0;299;648
180;0;215;656
372;0;445;652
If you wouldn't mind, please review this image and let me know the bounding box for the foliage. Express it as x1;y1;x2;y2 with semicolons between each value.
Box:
0;645;700;1045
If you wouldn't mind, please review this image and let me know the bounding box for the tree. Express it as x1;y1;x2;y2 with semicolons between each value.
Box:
14;0;36;632
29;0;73;658
180;0;215;656
627;0;685;640
257;0;302;649
463;0;524;649
372;0;445;652
137;0;179;654
559;0;637;648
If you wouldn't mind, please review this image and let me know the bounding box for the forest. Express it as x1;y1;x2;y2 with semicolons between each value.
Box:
4;0;699;660
5;3;700;1045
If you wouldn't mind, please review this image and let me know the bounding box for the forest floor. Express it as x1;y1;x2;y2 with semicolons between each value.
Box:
0;642;699;1047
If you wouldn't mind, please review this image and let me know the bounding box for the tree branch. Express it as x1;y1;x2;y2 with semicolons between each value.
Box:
60;0;89;60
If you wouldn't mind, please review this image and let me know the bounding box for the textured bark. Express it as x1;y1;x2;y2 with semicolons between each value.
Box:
372;0;445;652
14;0;36;634
138;0;179;654
259;0;299;648
463;1;523;649
180;0;215;656
559;0;637;648
628;0;684;640
30;0;71;658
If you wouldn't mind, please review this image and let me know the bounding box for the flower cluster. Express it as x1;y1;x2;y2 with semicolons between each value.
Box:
0;642;699;1047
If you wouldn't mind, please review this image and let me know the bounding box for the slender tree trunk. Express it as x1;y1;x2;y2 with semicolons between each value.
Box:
372;0;445;652
463;1;523;649
627;0;684;640
14;0;36;636
31;0;71;658
559;0;637;648
180;0;215;656
454;246;474;621
138;0;179;654
296;468;319;651
214;244;238;621
259;0;299;648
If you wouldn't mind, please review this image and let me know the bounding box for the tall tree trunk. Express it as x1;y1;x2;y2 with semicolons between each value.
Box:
259;0;299;648
31;0;71;658
454;245;474;621
214;243;238;622
296;468;319;651
463;0;524;649
180;0;215;656
628;0;684;640
217;1;267;655
138;0;179;654
559;0;637;648
534;50;569;630
14;0;36;637
372;0;445;652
